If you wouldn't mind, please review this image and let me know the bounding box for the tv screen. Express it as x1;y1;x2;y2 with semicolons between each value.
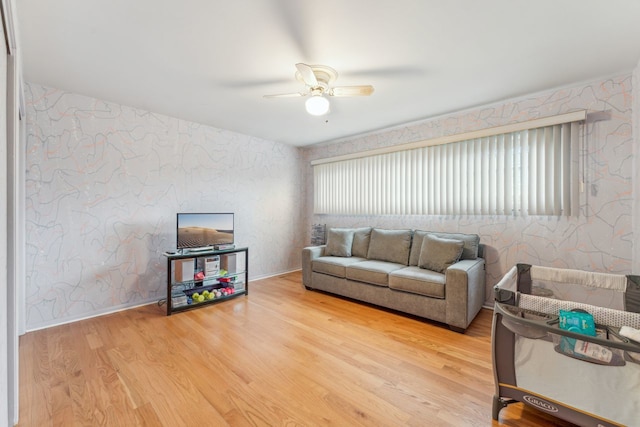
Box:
177;213;234;250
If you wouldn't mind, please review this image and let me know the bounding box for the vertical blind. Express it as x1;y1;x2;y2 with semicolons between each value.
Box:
314;122;580;216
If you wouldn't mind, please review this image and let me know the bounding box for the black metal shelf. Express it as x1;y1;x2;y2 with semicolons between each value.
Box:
162;247;249;315
169;289;247;313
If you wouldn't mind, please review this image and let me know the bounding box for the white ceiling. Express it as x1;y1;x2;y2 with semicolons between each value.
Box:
15;0;640;147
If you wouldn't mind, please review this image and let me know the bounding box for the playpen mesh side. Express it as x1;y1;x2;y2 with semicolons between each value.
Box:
529;265;628;309
518;294;640;329
530;265;627;290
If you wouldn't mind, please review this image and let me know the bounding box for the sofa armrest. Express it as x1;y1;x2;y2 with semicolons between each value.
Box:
302;245;326;287
445;258;486;331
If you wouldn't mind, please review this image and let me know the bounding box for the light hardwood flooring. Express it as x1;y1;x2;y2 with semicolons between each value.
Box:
18;271;577;426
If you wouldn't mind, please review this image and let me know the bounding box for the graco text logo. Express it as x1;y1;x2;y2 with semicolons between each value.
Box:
523;395;558;413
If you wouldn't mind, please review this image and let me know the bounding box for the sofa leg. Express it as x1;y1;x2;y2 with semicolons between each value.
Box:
449;325;466;334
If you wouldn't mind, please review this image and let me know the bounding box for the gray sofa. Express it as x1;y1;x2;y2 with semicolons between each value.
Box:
302;227;486;332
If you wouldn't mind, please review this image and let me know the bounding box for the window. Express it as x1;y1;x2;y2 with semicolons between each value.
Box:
313;113;583;216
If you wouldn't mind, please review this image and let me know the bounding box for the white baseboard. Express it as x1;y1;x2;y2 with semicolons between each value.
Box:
25;298;159;333
25;269;305;332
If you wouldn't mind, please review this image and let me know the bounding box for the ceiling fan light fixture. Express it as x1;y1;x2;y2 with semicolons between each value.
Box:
265;63;373;115
305;95;330;116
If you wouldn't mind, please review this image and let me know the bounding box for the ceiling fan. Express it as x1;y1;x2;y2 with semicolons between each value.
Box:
264;63;374;116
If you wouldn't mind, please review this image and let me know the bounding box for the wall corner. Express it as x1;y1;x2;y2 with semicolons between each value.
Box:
632;59;640;274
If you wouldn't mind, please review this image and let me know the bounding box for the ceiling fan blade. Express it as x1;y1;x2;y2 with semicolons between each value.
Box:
295;63;318;87
329;85;375;97
263;92;307;98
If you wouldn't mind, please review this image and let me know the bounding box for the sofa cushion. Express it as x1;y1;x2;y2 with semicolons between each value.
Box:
418;235;464;273
367;228;412;265
351;227;373;258
312;256;367;278
325;228;355;257
389;266;446;298
325;227;372;257
346;260;405;287
409;231;480;265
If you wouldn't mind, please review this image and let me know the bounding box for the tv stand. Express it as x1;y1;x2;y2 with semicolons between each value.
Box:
161;247;248;315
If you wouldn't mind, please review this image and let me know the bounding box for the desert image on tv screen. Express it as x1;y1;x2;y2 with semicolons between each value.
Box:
178;214;233;248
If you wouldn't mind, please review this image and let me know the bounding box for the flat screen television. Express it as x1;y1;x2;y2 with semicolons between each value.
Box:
177;212;234;250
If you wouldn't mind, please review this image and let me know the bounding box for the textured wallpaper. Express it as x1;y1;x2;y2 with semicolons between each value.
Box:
302;73;636;303
24;83;304;330
24;71;637;328
633;61;640;273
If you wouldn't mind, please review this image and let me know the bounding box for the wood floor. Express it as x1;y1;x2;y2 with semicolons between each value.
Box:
18;271;577;426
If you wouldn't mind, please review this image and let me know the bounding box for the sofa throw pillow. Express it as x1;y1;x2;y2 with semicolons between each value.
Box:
418;234;464;273
431;232;480;260
409;231;480;265
367;228;412;265
325;228;355;257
